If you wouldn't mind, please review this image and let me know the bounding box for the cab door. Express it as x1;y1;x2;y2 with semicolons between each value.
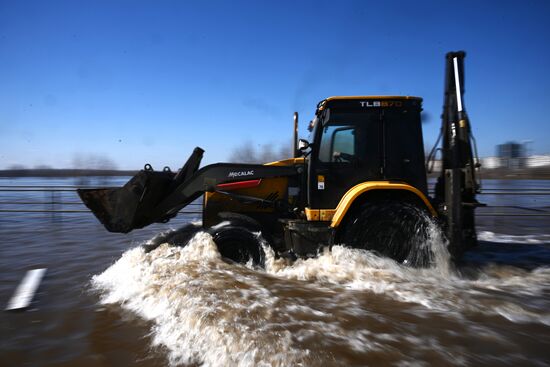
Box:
309;110;383;208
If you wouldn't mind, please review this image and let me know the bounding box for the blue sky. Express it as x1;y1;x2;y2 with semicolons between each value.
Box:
1;0;549;169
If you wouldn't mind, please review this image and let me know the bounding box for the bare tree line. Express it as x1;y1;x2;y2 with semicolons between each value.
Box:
228;141;294;164
6;153;118;171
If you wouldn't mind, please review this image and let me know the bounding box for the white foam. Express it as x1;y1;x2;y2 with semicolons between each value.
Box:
92;232;317;366
478;231;550;244
92;229;550;366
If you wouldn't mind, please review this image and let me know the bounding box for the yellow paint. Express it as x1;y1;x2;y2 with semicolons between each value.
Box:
325;95;422;101
305;208;320;221
305;208;336;221
459;119;467;128
320;209;336;221
264;157;305;166
329;181;437;228
203;177;289;227
318;96;422;110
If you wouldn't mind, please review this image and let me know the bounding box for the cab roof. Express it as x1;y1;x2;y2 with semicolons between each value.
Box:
324;95;422;102
317;96;422;112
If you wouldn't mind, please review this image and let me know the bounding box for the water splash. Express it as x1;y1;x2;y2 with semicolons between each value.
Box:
92;232;319;366
92;227;550;366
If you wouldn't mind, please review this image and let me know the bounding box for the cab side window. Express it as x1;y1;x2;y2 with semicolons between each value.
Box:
319;125;355;162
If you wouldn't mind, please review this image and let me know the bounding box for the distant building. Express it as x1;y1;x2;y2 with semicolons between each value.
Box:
527;155;550;167
496;141;526;169
429;154;550;172
497;142;524;159
426;141;549;172
481;156;501;169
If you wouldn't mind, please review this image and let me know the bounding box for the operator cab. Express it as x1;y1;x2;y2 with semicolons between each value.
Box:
307;96;427;208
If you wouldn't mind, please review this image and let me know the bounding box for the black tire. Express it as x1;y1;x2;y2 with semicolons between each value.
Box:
143;222;202;252
341;200;434;267
210;225;266;267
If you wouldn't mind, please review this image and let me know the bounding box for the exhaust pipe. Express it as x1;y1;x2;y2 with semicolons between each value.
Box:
293;112;299;158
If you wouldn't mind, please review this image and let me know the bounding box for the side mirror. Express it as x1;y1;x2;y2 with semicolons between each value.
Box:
298;139;310;151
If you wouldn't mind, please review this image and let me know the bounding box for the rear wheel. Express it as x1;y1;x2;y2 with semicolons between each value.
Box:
210;225;266;267
341;200;434;267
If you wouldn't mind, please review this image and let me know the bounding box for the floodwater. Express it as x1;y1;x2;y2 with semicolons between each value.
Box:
1;177;549;366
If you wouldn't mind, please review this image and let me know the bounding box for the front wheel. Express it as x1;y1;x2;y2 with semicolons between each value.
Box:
210;225;266;267
340;200;435;267
143;222;202;252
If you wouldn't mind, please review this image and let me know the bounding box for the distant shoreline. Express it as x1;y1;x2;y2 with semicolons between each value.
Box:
1;167;549;180
430;167;550;180
0;169;138;178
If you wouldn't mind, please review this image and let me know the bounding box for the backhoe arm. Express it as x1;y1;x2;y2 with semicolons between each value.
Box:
435;51;481;254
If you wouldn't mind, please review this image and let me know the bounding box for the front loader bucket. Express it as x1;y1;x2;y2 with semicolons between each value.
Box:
78;188;134;233
78;147;204;233
78;170;174;233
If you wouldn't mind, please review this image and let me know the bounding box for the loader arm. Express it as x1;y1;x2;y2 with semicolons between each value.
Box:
78;148;298;233
151;163;298;219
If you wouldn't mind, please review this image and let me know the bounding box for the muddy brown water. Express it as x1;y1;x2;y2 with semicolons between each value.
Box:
1;178;549;366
